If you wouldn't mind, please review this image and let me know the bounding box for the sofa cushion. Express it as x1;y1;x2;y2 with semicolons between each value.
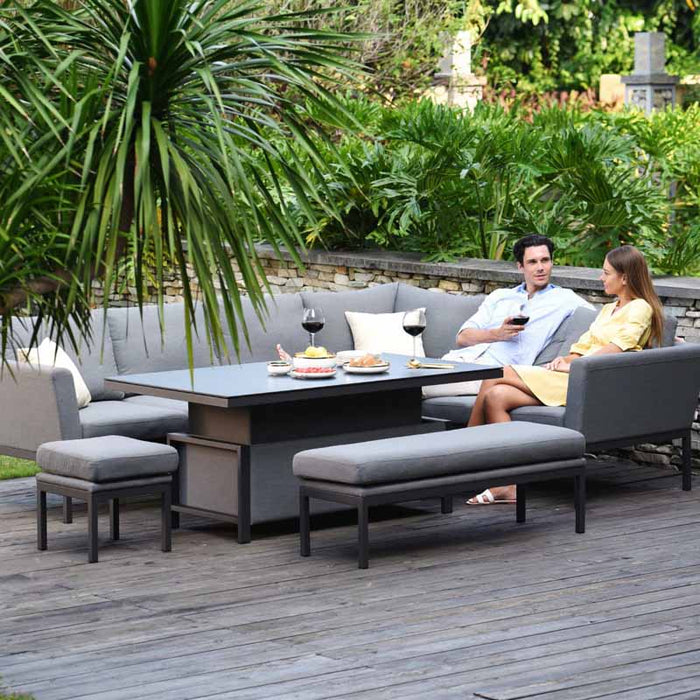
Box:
107;303;216;375
79;400;188;440
37;436;178;483
394;284;484;358
293;422;585;485
421;396;477;424
10;311;123;401
221;293;309;363
511;405;566;427
123;395;189;415
534;306;597;365
344;309;426;356
300;284;398;353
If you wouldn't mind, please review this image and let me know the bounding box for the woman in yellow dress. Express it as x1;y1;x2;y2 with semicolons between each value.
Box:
467;245;665;505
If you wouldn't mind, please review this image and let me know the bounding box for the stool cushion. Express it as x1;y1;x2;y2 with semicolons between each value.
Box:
37;436;178;483
293;422;584;486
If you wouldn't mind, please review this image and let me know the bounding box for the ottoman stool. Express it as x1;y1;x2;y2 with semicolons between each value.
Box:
36;436;179;563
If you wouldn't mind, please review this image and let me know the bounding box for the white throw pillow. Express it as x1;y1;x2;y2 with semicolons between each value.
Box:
20;338;92;408
345;309;426;357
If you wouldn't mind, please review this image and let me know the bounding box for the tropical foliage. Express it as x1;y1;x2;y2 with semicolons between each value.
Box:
259;1;699;101
280;97;700;273
0;0;360;360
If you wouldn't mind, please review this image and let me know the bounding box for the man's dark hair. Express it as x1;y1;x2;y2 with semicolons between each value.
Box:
513;234;554;264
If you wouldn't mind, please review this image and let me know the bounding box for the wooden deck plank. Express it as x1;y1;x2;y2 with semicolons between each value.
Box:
0;460;698;700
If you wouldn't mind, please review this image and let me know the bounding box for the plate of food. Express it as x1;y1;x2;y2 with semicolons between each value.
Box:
342;353;390;374
289;366;337;380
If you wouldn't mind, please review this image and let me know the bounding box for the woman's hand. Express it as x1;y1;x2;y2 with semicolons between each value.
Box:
544;356;571;373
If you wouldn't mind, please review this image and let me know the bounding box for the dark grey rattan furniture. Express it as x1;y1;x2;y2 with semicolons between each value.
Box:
36;436;178;563
294;422;586;568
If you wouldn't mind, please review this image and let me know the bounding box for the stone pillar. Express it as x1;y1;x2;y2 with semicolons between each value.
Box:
622;32;678;113
428;31;486;110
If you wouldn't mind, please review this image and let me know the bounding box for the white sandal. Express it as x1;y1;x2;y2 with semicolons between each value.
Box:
466;488;516;505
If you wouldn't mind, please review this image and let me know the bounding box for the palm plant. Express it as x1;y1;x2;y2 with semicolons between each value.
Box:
0;0;361;363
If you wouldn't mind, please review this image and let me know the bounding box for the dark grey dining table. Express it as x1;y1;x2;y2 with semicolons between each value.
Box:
106;354;501;543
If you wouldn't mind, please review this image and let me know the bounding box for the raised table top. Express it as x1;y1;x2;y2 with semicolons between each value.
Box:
105;354;502;408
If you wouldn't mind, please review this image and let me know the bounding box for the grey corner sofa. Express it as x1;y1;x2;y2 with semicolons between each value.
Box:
1;282;697;491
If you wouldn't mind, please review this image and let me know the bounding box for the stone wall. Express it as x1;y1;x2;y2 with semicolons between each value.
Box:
92;245;700;471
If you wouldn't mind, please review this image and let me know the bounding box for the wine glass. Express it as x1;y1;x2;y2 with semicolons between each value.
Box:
302;307;325;347
402;309;426;366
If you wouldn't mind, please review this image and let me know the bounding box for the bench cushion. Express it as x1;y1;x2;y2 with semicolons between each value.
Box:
293;422;584;486
79;400;188;440
37;436;178;483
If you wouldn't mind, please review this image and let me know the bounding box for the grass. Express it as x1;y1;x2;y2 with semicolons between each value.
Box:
0;693;34;700
0;455;39;480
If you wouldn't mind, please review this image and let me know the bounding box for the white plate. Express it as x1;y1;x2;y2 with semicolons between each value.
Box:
342;362;390;374
289;369;337;380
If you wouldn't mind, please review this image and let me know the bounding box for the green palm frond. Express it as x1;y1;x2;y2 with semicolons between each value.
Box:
0;0;364;366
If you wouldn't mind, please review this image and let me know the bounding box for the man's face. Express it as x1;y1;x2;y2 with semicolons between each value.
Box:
517;245;553;292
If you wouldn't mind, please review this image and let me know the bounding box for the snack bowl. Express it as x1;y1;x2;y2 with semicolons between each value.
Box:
292;354;337;370
267;361;292;376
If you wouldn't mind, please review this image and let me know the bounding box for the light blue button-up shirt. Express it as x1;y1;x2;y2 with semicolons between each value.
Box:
444;283;594;367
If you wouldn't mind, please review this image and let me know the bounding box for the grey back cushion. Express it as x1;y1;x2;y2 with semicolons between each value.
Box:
300;283;398;352
10;312;123;401
221;293;309;363
534;306;597;365
394;284;484;358
107;303;216;375
661;314;677;347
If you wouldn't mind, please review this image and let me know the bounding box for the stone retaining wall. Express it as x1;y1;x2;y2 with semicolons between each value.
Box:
93;245;700;471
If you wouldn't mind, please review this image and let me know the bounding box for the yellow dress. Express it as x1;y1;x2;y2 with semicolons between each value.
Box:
512;299;653;407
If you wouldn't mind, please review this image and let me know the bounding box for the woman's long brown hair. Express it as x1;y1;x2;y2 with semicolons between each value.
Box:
606;245;664;347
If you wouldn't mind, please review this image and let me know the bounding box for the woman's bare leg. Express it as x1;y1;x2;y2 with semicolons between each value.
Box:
468;368;543;503
468;367;536;427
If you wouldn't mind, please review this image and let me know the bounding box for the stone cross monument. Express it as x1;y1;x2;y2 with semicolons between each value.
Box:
622;32;678;113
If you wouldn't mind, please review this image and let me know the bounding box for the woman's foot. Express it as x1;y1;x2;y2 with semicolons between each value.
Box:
467;485;516;505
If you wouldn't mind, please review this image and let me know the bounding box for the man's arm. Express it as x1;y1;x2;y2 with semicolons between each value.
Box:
457;317;525;347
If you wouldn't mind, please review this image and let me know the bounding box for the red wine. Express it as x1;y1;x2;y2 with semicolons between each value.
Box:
511;316;529;326
302;321;324;334
403;323;426;337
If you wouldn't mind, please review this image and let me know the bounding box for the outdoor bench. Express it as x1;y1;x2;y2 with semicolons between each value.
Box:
293;422;586;568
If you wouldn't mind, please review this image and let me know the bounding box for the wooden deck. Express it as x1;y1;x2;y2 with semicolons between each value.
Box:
1;458;699;700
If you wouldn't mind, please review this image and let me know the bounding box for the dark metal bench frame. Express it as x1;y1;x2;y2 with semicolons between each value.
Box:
37;476;173;563
299;460;586;569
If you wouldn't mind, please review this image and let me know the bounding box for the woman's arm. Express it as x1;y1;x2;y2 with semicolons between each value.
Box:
544;353;583;372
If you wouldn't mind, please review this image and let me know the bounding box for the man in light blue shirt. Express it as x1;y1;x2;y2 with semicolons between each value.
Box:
427;234;593;396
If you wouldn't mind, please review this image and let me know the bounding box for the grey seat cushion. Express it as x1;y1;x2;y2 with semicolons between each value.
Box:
79;400;188;440
123;395;189;415
37;436;178;483
394;284;484;358
293;422;584;485
421;396;477;424
300;284;398;352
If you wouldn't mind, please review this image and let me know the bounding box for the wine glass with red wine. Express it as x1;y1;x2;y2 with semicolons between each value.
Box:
302;307;325;347
402;309;426;365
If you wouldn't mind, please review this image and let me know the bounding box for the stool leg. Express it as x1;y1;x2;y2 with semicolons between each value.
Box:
575;473;586;534
358;501;369;570
63;496;73;524
87;496;99;563
516;484;526;523
37;489;47;551
161;487;172;553
682;433;692;492
109;499;120;541
300;490;310;557
441;496;453;514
